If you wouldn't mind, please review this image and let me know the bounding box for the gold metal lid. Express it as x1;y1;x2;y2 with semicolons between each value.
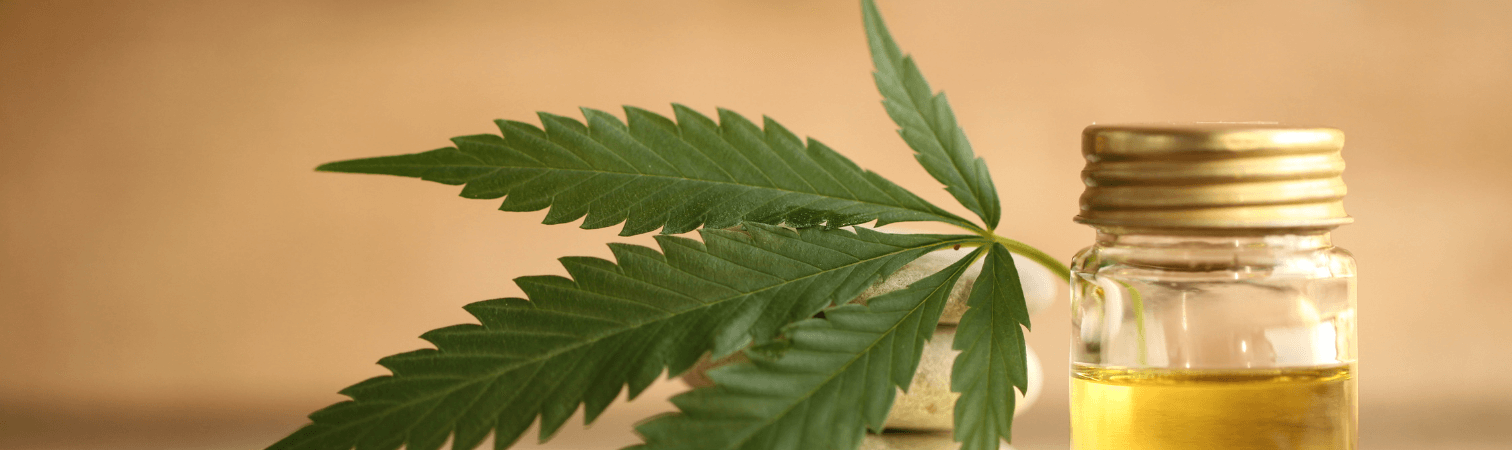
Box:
1076;123;1351;231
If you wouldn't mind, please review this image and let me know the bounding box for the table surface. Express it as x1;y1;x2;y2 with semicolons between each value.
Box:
5;388;1509;450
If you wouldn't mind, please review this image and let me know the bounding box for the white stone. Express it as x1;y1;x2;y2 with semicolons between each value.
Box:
885;328;1044;430
859;431;1016;450
853;244;1059;324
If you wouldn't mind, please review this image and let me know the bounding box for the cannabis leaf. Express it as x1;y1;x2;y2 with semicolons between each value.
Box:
317;105;984;236
270;224;980;450
863;0;1001;230
952;243;1030;449
631;246;987;450
286;2;1064;449
863;2;1033;447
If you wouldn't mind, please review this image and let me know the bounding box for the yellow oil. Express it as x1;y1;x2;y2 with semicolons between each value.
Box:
1071;363;1356;450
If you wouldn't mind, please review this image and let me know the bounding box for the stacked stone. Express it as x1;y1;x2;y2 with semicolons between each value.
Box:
686;245;1059;450
856;247;1055;450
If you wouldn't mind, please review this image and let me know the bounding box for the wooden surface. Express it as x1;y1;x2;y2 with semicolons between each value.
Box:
4;386;1511;450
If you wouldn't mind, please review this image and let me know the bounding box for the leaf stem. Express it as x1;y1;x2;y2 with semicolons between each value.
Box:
941;221;1069;284
1116;280;1150;366
985;233;1071;284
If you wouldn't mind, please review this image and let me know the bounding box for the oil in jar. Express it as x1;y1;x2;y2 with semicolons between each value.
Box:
1071;363;1356;450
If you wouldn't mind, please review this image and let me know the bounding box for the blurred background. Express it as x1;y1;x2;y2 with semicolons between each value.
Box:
2;0;1509;449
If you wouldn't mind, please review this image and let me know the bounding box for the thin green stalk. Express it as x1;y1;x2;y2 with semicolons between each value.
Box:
948;221;1150;366
985;234;1070;284
950;222;1071;284
1116;280;1150;366
932;219;1071;283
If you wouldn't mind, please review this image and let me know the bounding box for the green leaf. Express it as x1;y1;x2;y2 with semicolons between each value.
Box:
951;243;1030;449
862;0;1002;230
631;246;988;450
317;105;982;235
269;224;981;450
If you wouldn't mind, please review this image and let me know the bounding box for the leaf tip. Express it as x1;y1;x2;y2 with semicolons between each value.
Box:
313;158;373;174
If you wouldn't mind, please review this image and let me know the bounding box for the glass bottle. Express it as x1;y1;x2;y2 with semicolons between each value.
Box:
1068;124;1357;450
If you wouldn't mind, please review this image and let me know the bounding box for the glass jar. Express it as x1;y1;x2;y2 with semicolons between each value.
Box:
1068;124;1357;450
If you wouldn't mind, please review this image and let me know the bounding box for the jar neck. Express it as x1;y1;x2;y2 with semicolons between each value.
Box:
1093;228;1334;252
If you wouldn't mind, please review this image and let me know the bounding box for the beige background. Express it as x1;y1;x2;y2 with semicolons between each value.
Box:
2;0;1510;449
